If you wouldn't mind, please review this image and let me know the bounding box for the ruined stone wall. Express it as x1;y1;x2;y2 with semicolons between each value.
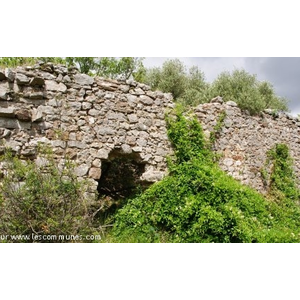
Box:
195;98;300;193
0;63;174;196
1;63;300;196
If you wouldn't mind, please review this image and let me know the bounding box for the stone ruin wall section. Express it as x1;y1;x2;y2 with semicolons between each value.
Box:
0;63;174;195
1;63;300;196
195;100;300;193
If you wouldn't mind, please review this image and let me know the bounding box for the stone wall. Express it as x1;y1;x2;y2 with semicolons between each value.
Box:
0;63;174;197
1;63;300;196
194;97;300;192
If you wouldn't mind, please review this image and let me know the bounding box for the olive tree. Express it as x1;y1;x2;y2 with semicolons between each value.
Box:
210;69;288;114
144;59;209;107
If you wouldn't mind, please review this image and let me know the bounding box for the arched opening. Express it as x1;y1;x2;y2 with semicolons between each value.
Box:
96;149;147;220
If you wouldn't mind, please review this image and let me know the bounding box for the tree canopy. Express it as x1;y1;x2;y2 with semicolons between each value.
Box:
65;57;145;80
143;59;210;107
210;69;288;114
143;59;289;115
0;57;145;81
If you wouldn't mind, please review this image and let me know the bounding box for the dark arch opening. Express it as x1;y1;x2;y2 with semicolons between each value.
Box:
96;149;147;221
97;149;146;200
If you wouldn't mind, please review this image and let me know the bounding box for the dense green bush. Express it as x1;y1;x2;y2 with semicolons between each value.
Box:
0;147;101;243
107;110;300;243
263;144;300;201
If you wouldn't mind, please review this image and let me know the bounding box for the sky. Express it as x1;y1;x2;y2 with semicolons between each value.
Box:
143;57;300;116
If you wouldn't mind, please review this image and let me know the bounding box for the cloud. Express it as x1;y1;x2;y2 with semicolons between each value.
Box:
245;58;300;114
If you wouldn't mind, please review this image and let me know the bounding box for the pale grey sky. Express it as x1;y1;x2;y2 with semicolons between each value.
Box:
144;57;300;116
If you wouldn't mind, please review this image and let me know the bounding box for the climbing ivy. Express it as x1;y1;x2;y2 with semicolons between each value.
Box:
104;109;300;243
209;110;226;146
264;144;300;201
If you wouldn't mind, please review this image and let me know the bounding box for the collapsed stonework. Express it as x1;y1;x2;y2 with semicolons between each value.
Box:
0;63;174;198
1;63;300;197
195;97;300;192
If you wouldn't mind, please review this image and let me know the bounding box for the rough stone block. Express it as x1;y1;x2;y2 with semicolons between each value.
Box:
30;77;45;86
15;109;32;121
0;82;8;100
32;107;44;122
51;140;66;148
16;73;30;85
4;140;22;153
132;146;142;153
88;109;99;116
97;127;115;135
96;149;109;159
68;141;87;149
45;80;67;92
21;148;37;156
97;81;118;91
92;158;101;168
141;170;165;182
0;107;15;117
121;144;132;154
82;102;92;110
74;164;89;177
0;128;11;139
0;117;19;129
139;95;153;105
5;68;15;82
128;114;138;124
74;74;94;86
88;167;101;180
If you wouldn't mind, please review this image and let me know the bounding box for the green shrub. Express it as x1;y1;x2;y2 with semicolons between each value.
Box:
0;57;36;68
107;110;300;243
0;147;101;243
266;144;300;200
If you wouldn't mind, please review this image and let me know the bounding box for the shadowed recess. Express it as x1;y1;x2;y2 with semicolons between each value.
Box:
97;150;146;200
